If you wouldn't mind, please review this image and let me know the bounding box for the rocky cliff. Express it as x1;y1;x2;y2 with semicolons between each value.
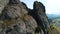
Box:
28;1;50;34
0;0;49;34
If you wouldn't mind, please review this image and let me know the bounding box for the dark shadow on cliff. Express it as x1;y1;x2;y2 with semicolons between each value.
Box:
22;1;49;34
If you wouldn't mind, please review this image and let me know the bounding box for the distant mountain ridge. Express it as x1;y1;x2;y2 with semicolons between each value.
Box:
46;14;60;19
46;14;60;22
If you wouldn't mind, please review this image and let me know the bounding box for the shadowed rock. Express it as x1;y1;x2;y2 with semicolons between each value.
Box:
34;1;50;29
28;1;50;34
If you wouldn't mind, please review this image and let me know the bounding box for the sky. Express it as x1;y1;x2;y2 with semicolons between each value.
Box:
20;0;60;14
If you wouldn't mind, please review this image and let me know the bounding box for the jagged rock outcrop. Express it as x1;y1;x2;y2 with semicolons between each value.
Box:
0;0;37;34
33;1;50;29
0;0;49;34
33;1;50;34
28;1;50;34
34;2;49;28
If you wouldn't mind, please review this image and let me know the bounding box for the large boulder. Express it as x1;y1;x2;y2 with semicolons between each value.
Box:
0;0;37;34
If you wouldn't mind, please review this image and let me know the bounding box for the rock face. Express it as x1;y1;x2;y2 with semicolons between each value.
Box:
0;0;49;34
33;1;50;34
28;1;50;34
0;0;9;14
0;0;37;34
33;1;50;29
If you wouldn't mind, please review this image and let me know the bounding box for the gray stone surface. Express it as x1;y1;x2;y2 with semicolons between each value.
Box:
0;0;37;34
0;0;9;14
